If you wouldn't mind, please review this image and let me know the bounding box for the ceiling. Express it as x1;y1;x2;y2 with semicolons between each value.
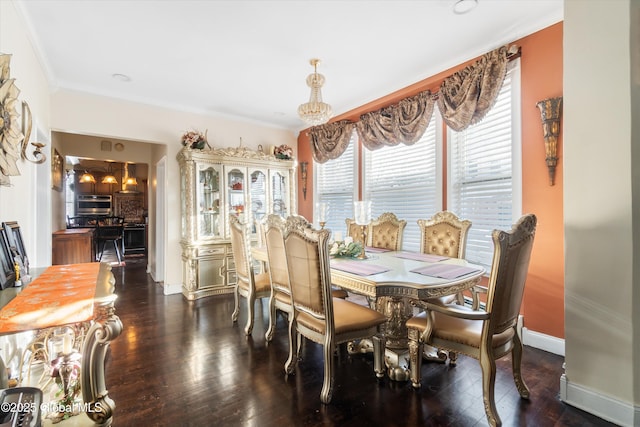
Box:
16;0;563;134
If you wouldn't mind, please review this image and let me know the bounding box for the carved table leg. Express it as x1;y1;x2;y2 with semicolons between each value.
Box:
81;300;122;425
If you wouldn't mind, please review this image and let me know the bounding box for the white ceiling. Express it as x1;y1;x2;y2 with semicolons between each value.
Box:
16;0;563;134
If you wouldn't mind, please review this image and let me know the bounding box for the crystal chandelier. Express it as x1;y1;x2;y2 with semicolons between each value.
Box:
298;59;332;126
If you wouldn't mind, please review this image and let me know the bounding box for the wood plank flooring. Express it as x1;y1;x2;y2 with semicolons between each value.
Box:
103;256;615;426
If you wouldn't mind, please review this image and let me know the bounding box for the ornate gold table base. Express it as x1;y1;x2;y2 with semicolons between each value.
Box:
348;295;449;381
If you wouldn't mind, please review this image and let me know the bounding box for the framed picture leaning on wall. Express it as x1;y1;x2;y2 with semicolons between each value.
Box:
0;227;16;289
2;222;28;274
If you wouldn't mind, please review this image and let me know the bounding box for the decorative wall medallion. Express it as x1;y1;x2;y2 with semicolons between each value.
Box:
0;53;46;186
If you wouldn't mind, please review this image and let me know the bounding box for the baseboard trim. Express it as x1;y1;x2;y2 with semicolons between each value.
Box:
163;282;181;295
521;327;565;356
560;374;638;426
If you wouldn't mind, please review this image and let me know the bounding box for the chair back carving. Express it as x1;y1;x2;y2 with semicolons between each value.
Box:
369;212;406;250
229;214;253;287
284;215;332;326
418;211;471;258
264;214;290;296
486;214;537;333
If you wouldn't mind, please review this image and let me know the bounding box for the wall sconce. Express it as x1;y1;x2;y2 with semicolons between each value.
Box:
536;96;563;186
300;161;308;200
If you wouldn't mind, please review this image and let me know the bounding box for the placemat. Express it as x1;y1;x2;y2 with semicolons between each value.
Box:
394;252;449;262
365;246;392;253
410;263;482;279
332;261;391;276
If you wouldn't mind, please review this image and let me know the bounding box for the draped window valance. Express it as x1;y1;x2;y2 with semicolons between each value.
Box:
309;120;355;163
309;44;516;163
437;45;509;131
356;90;434;151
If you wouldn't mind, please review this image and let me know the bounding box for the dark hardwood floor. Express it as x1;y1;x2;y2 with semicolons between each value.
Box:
103;253;615;427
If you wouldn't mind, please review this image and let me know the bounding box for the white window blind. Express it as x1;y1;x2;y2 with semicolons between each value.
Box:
363;115;440;251
448;62;521;271
315;132;357;237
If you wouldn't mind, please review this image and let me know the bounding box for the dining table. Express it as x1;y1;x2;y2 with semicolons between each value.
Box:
251;245;485;380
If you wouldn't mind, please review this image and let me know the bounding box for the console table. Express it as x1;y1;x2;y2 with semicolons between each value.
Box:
0;262;122;425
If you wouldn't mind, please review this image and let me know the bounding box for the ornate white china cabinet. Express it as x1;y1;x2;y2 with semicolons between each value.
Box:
177;146;296;300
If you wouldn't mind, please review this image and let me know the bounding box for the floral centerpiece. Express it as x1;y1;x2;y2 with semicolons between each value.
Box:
181;129;209;150
330;236;363;258
274;144;293;160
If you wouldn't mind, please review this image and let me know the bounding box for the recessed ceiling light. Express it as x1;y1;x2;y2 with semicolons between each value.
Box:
453;0;478;14
112;73;131;82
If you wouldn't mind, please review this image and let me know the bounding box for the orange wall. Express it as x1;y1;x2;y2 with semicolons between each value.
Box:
297;22;564;339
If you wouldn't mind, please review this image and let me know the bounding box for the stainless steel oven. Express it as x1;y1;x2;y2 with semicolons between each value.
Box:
76;194;112;216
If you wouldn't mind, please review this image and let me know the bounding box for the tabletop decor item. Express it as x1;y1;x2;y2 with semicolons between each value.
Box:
316;202;328;228
330;236;363;258
47;328;82;423
181;129;209;149
354;200;372;259
274;144;293;160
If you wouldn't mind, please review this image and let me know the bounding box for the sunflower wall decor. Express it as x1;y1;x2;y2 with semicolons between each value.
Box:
0;53;46;186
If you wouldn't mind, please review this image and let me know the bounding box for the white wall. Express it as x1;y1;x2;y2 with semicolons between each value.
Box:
563;0;639;424
0;1;53;269
50;89;296;292
3;0;297;286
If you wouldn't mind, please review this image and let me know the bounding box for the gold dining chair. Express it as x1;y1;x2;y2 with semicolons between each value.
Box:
406;214;537;427
229;214;271;336
345;217;368;246
263;214;292;342
369;212;407;251
368;212;409;345
283;215;387;404
417;211;472;305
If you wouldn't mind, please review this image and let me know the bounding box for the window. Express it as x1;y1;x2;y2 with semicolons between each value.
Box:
362;114;441;251
447;60;522;270
314;132;358;237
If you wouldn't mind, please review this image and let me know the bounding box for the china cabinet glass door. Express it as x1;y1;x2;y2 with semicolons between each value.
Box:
249;169;267;232
197;164;221;239
227;168;246;218
271;171;289;217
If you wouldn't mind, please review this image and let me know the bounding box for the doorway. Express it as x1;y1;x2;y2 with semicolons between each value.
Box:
154;157;166;283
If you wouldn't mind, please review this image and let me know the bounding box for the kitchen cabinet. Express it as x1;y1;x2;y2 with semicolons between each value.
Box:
52;228;96;265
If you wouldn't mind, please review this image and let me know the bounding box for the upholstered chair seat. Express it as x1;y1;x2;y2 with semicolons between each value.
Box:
237;272;271;294
407;214;537;427
296;298;387;335
406;308;515;350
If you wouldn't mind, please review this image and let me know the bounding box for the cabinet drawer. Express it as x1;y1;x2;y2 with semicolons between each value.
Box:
197;246;225;257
